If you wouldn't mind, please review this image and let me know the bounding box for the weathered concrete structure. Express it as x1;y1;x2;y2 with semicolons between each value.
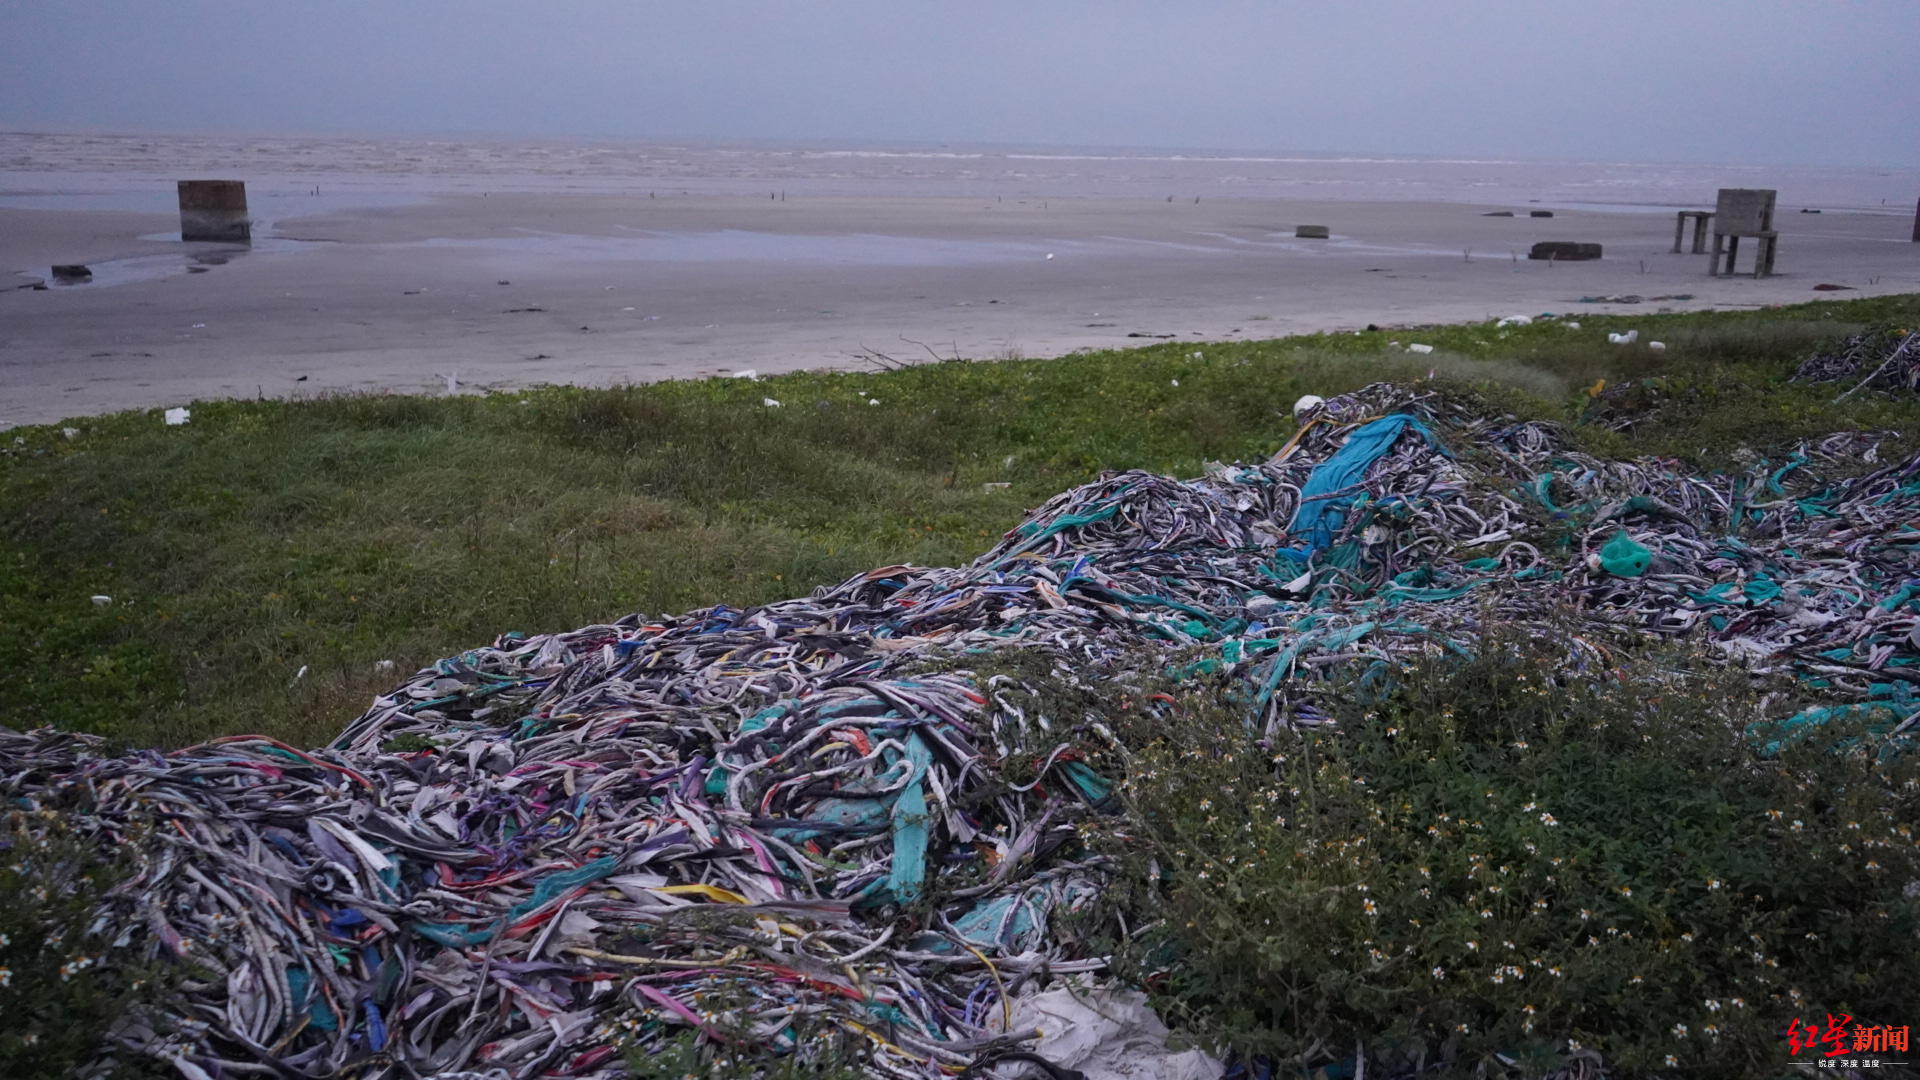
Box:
1709;188;1776;277
177;180;251;244
1672;210;1712;254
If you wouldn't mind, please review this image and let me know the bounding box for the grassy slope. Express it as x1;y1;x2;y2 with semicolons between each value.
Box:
3;294;1918;747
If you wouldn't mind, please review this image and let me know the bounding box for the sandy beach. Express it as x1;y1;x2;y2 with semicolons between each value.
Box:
4;138;1918;428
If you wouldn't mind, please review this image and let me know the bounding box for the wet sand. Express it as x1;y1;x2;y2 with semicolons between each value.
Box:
4;191;1918;427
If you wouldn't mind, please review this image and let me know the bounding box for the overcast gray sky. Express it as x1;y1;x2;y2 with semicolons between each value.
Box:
3;1;1915;167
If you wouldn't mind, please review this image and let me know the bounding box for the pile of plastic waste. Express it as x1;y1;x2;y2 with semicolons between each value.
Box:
1793;325;1920;399
5;381;1918;1078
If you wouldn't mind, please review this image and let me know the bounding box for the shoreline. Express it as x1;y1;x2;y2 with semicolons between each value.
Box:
4;190;1918;428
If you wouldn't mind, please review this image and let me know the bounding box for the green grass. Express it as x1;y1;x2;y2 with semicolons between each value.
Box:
3;293;1919;747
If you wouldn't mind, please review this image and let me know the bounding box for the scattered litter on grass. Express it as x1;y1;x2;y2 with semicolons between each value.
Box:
1407;343;1434;354
7;381;1920;1077
163;407;190;426
88;595;111;606
1006;986;1220;1080
762;397;782;408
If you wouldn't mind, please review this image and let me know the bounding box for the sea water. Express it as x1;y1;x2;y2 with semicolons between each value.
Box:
3;130;1916;213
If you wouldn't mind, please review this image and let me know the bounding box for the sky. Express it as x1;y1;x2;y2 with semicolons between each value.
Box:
2;1;1916;168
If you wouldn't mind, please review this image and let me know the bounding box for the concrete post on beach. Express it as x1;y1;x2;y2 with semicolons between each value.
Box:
177;180;250;244
1708;188;1776;278
1912;195;1918;242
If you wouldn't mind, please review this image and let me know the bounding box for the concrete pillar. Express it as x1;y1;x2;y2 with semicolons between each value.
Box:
1912;195;1919;242
177;180;250;244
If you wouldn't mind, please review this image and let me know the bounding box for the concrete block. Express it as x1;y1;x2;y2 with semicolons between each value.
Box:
1712;188;1775;236
177;180;251;244
1529;210;1554;218
1295;225;1330;239
1528;241;1601;261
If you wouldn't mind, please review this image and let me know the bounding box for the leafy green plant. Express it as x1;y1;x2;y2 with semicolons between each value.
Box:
1103;632;1920;1078
0;813;177;1079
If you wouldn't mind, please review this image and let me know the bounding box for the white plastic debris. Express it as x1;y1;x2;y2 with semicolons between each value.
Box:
732;369;759;380
374;659;396;673
1190;351;1203;360
1044;252;1056;260
1608;330;1641;345
867;398;880;406
1006;987;1220;1080
983;482;1011;491
1292;394;1326;418
1408;343;1435;354
1565;321;1582;329
164;407;191;426
61;427;80;440
90;595;112;606
445;371;459;394
292;665;309;683
762;398;782;408
1648;341;1667;352
1170;379;1179;387
1496;315;1532;327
